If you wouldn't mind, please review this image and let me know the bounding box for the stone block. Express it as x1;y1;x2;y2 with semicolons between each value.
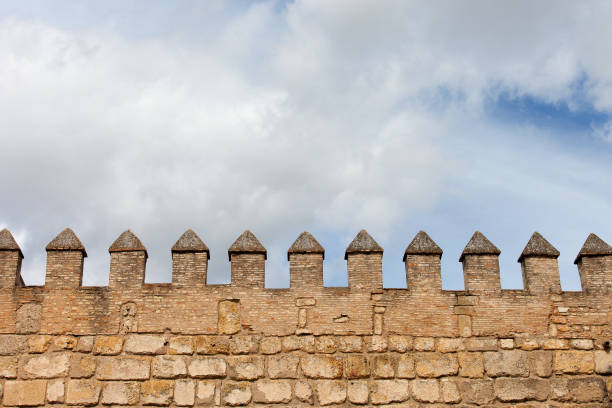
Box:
20;353;69;379
337;335;363;352
314;380;346;406
554;350;594;374
52;335;77;350
16;303;41;334
93;336;123;355
0;335;27;355
196;381;216;404
96;356;150;380
76;336;94;352
483;350;529;377
301;355;343;379
411;379;440;403
196;336;230;355
0;356;18;378
396;354;415;378
369;379;410;404
414;337;435;351
542;338;569;350
294;380;313;404
347;380;368;404
315;336;337;353
516;337;539;351
27;335;51;353
499;338;514;349
440;378;461;403
46;379;64;403
260;337;281;354
252;380;292;403
569;338;593;350
388;335;412;352
415;352;458;377
218;300;241;335
66;379;101;405
464;337;497;351
494;377;549;402
458;352;483;378
188;357;227;378
227;356;264;380
152;355;187;378
70;355;96;378
529;351;552;377
437;337;464;353
594;350;612;374
141;380;174;405
371;354;395;378
124;334;166;354
567;376;605;402
222;382;252;406
456;379;494;404
267;354;299;378
174;379;195;406
169;336;193;355
344;355;369;379
366;335;387;352
3;380;47;407
101;381;140;405
230;335;259;354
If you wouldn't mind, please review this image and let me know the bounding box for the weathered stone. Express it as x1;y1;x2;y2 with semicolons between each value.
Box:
76;336;94;352
500;338;514;349
344;355;369;379
227;356;264;380
101;381;140;405
388;335;412;352
294;380;313;404
0;356;18;378
169;336;193;355
16;303;41;334
370;379;410;404
516;337;540;351
230;335;259;354
174;379;195;406
347;380;368;404
0;335;27;355
46;379;64;403
440;378;461;403
337;336;363;352
218;300;241;335
267;354;299;378
456;379;495;404
542;338;569;350
414;337;435;351
124;334;166;354
27;335;52;353
554;350;594;374
70;355;96;378
415;352;459;377
96;356;150;380
437;337;464;353
141;380;174;405
196;336;230;355
315;336;337;353
196;381;216;404
222;382;252;406
458;352;483;378
3;380;47;406
93;336;123;355
301;355;343;379
366;335;387;352
66;379;101;405
550;378;569;401
464;337;498;351
252;380;292;403
260;337;281;354
153;355;187;378
53;335;77;350
188;357;227;378
371;354;395;378
529;351;553;377
594;350;612;373
396;353;415;378
314;380;346;406
411;379;440;402
494;377;549;402
569;338;593;350
483;350;529;377
568;376;605;402
20;353;69;379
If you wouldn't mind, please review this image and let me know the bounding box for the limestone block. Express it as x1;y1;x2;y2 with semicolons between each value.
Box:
0;356;18;378
16;303;41;334
542;338;569;350
315;336;337;353
396;354;415;378
260;337;281;354
554;350;594;374
458;352;483;378
568;376;605;402
415;352;459;378
53;335;77;350
152;355;187;378
218;300;241;335
529;351;552;377
124;334;166;354
516;337;539;351
3;380;47;406
440;378;461;403
347;380;368;404
483;350;529;377
27;335;51;353
141;380;174;405
411;379;439;402
499;338;514;349
569;338;593;350
96;356;150;380
196;381;216;404
169;336;194;355
0;335;27;355
267;354;299;378
594;350;612;374
550;378;569;401
456;379;494;404
100;381;140;405
344;355;369;379
366;335;387;352
20;353;69;379
230;335;259;354
314;380;346;406
464;337;497;351
66;379;101;405
196;336;230;355
227;356;264;380
414;337;435;351
46;379;64;403
301;355;343;379
337;336;363;352
294;380;313;404
369;379;410;404
174;379;195;406
494;377;549;402
93;336;124;355
371;354;395;378
188;357;227;378
222;382;252;406
437;337;464;353
76;336;94;352
252;380;292;403
69;355;96;378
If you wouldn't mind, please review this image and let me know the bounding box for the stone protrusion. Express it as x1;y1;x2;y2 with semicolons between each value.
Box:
45;228;87;288
345;230;383;290
518;232;561;294
574;233;612;294
404;231;443;292
108;230;147;288
288;231;325;259
228;230;266;287
228;230;266;260
0;228;24;287
460;231;501;293
171;229;209;286
289;232;324;288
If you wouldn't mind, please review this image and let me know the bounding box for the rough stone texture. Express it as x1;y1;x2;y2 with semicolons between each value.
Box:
567;376;605;402
174;380;195;406
294;380;313;404
20;353;70;379
124;334;166;354
46;379;64;403
141;379;174;405
411;379;440;402
314;380;346;406
414;336;435;351
404;230;443;259
3;380;47;406
69;355;96;378
196;335;230;354
260;337;281;354
66;379;101;405
228;230;266;259
388;335;412;352
168;336;193;354
288;231;325;258
415;352;459;377
16;303;42;334
196;381;216;404
494;377;549;402
172;229;209;254
554;350;595;374
46;228;87;254
252;380;292;403
460;231;501;261
93;336;124;355
188;357;227;378
441;378;461;403
222;382;252;406
108;230;147;253
484;350;529;377
574;233;612;263
0;356;18;378
100;381;139;405
218;300;241;335
267;354;299;378
301;355;343;379
345;229;383;259
457;378;495;404
458;352;484;378
529;350;553;377
370;379;410;404
519;232;560;260
594;350;612;374
230;335;259;354
152;355;187;378
96;356;150;380
347;380;368;404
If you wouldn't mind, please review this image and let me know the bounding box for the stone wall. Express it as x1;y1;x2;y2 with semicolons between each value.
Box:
0;227;610;406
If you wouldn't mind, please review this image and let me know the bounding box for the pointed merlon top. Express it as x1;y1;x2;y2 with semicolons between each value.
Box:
518;232;559;262
228;230;267;260
459;231;500;262
403;230;442;261
172;229;210;259
109;230;148;256
345;229;383;260
574;233;612;264
45;228;87;257
0;228;23;257
288;231;325;260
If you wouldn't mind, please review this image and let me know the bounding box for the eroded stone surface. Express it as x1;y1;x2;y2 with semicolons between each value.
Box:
252;380;292;403
4;380;47;406
314;380;346;406
301;355;343;379
370;379;410;404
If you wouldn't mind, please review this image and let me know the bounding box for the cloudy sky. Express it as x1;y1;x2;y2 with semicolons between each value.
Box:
1;0;611;290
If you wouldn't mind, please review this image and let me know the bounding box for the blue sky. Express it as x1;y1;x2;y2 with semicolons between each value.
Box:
0;1;611;290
